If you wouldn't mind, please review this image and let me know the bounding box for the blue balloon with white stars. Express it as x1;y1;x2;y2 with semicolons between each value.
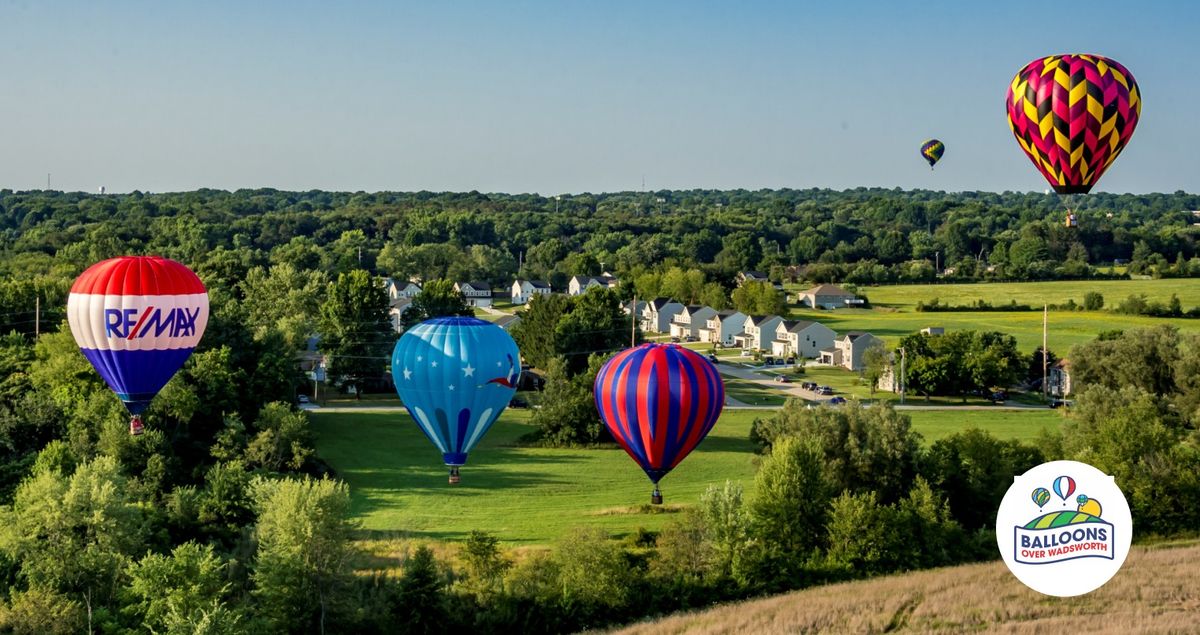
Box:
391;317;521;472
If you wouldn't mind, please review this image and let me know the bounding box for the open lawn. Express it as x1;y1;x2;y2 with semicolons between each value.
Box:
721;377;789;406
311;406;1063;545
861;278;1200;309
611;541;1200;634
784;306;1200;352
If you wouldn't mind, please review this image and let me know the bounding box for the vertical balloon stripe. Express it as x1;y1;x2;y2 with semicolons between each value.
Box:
595;343;724;485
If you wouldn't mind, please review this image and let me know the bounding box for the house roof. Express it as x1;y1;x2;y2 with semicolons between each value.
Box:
1053;359;1070;369
803;283;854;296
741;271;769;279
715;309;739;318
459;281;490;291
649;297;679;310
820;346;837;354
843;331;875;342
788;320;818;332
528;280;551;289
748;314;781;326
494;315;521;328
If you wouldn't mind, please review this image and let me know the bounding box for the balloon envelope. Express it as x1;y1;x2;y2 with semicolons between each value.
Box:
1032;487;1051;507
920;139;945;168
594;343;724;486
1005;54;1140;194
391;317;520;467
1052;475;1076;501
67;256;209;417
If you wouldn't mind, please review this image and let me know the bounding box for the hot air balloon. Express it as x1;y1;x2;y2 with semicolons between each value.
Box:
594;343;724;504
1052;475;1076;503
920;139;945;169
1006;54;1141;195
1032;487;1051;508
67;256;209;435
391;317;520;483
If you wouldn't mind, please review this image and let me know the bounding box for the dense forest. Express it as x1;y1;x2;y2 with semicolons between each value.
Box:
0;188;1198;633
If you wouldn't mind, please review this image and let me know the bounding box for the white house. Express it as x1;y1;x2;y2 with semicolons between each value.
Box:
819;332;883;371
641;298;685;334
736;315;785;351
623;299;647;317
796;284;863;309
568;275;618;296
383;278;422;302
770;319;837;359
511;279;551;304
921;326;945;336
669;305;718;340
388;298;414;333
454;281;493;308
1048;359;1072;397
699;310;747;347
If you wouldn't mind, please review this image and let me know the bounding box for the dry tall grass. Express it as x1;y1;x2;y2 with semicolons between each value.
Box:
610;542;1200;634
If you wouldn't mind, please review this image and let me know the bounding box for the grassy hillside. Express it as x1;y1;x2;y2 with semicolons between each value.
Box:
862;279;1200;309
611;541;1200;634
311;407;1062;544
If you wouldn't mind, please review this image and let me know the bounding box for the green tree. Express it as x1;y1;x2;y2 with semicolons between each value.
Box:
531;354;606;445
124;542;242;634
922;428;1044;530
239;263;326;350
459;530;510;602
553;527;633;608
730;281;784;316
510;292;572;370
555;288;633;375
861;342;891;394
244;402;314;472
395;546;447;635
400;279;473;330
319;270;394;398
251;477;358;635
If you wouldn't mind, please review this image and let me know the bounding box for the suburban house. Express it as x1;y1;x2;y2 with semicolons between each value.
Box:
1048;359;1072;397
454;281;493;308
669;305;718;340
770;319;837;359
640;298;685;334
737;315;785;351
796;283;863;309
699;310;747;347
921;326;945;336
510;279;551;304
623;300;647;317
819;331;883;371
383;278;422;301
494;315;521;331
568;275;618;296
388;298;413;333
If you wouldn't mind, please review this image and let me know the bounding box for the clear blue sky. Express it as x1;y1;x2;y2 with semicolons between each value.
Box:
2;0;1196;195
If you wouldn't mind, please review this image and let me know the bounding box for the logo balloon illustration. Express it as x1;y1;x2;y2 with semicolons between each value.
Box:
1031;487;1051;508
1005;54;1141;194
920;139;945;169
67;256;209;435
594;343;724;504
1052;475;1076;502
391;317;521;483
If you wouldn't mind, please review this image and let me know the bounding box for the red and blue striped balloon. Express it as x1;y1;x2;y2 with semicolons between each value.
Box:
67;256;209;435
594;343;724;503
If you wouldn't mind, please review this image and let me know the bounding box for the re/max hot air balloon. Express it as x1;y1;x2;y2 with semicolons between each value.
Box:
67;256;209;435
1032;487;1051;508
1052;475;1076;503
1005;54;1141;195
391;317;520;483
594;343;724;504
920;139;945;169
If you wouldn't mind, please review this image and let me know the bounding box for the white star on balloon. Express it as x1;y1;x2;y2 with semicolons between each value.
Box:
417;356;423;362
432;361;438;368
497;361;503;367
449;384;456;391
463;364;475;377
403;368;412;380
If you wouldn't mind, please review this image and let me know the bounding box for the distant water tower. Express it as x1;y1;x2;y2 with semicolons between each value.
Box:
98;186;106;195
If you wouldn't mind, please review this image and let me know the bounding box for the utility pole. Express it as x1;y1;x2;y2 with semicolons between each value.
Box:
1042;304;1049;402
631;295;637;348
34;296;40;338
899;346;906;404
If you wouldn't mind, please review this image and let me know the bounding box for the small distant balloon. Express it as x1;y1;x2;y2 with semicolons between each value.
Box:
1052;475;1076;502
920;139;945;169
1032;487;1051;507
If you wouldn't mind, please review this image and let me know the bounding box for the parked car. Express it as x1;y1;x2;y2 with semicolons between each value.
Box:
774;375;791;383
785;357;796;365
816;386;834;395
990;391;1007;403
684;335;699;342
828;396;847;405
763;356;775;365
510;397;529;408
740;350;754;357
1049;398;1074;409
707;354;719;364
670;336;681;343
297;395;310;404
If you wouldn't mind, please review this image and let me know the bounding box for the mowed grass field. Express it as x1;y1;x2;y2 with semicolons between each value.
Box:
773;279;1200;352
611;541;1200;634
311;407;1063;545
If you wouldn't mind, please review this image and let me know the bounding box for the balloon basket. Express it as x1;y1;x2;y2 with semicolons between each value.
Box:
129;415;144;436
651;488;663;505
448;467;461;485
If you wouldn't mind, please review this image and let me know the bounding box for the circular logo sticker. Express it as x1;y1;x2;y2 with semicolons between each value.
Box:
995;460;1131;597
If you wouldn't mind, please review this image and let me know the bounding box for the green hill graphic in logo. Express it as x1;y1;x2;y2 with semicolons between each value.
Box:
1023;510;1106;530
